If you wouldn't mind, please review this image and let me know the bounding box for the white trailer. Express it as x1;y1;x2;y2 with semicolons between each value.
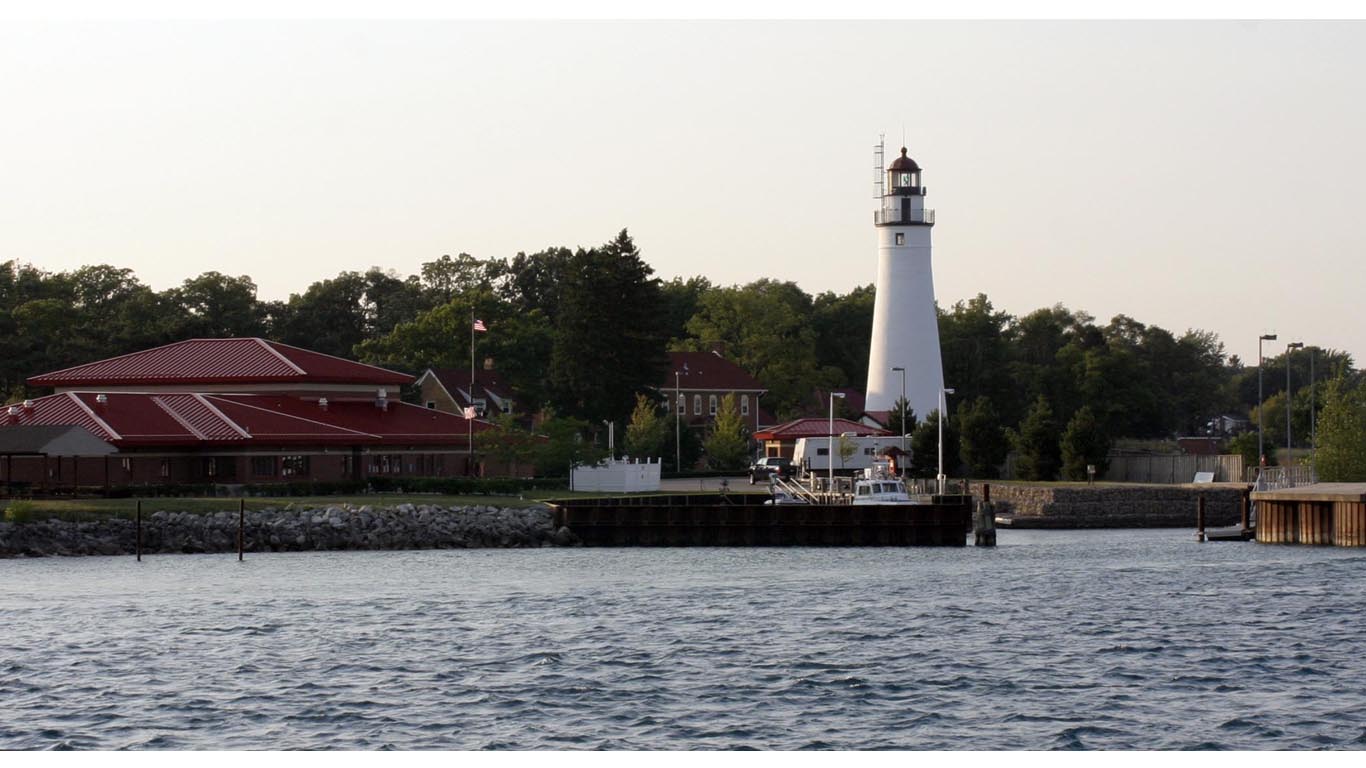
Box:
792;435;904;477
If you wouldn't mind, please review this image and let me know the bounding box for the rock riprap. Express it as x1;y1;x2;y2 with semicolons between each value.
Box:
0;503;578;557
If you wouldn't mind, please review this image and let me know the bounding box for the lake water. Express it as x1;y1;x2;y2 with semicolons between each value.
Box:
3;530;1365;750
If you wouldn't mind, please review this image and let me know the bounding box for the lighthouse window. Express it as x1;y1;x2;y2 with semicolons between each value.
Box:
895;233;905;245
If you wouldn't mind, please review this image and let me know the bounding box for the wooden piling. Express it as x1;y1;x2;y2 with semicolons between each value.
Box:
975;483;997;547
237;498;245;561
1240;486;1251;535
1196;493;1206;542
135;499;142;562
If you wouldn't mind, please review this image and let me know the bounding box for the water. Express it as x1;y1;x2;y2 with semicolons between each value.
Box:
3;530;1366;750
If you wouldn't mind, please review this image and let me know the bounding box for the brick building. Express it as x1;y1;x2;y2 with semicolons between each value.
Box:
660;351;774;435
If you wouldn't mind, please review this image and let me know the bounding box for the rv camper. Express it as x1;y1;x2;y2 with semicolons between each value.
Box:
792;434;902;478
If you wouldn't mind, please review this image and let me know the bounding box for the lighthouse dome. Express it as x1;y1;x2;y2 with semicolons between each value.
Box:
888;147;921;172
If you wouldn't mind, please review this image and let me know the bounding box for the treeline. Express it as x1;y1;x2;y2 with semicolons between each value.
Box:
3;229;1360;477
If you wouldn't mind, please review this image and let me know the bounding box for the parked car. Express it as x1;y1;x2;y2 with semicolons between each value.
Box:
749;456;794;484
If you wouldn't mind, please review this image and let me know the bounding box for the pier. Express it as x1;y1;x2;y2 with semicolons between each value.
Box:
546;493;973;546
1250;483;1366;546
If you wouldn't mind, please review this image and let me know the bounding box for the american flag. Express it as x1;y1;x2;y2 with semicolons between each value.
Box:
473;319;488;333
463;406;477;419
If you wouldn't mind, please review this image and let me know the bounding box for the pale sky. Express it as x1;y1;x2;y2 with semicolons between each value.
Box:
2;20;1363;364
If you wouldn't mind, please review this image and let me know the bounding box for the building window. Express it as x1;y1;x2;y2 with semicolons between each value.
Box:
426;401;436;409
252;456;276;476
741;395;750;416
206;458;217;477
895;232;905;245
662;399;670;415
816;448;829;456
121;458;132;473
693;394;701;415
709;395;718;416
160;459;170;478
281;455;309;477
677;393;685;413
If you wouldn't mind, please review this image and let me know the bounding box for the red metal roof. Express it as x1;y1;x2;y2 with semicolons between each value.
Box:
0;392;488;449
663;351;765;392
754;417;891;442
28;338;412;388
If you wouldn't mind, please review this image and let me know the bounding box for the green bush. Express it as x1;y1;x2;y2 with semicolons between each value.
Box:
3;500;37;524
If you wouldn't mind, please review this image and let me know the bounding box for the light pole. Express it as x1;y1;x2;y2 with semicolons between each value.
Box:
1310;348;1317;471
674;370;681;473
1258;333;1277;467
829;391;846;493
1286;342;1303;468
891;366;907;460
938;387;955;495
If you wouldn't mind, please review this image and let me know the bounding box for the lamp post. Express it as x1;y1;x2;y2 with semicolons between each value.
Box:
1310;348;1317;471
1258;333;1277;467
891;366;907;460
674;370;681;473
829;391;846;493
1286;342;1303;469
938;387;955;495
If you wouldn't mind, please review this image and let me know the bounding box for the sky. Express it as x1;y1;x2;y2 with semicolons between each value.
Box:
1;18;1363;364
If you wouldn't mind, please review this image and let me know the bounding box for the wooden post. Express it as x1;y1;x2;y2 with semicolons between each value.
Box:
975;483;997;547
1197;493;1207;543
1240;486;1251;535
136;499;142;562
238;498;245;561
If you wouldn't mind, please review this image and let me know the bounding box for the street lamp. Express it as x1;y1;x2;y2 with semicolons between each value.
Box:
674;370;682;473
938;387;955;495
1310;348;1317;471
829;391;846;493
891;366;907;460
1258;333;1277;467
1286;342;1303;469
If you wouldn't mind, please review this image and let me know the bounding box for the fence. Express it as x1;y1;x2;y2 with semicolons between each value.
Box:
1003;453;1245;483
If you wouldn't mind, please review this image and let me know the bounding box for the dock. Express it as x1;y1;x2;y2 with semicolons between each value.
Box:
545;493;974;546
1250;483;1366;546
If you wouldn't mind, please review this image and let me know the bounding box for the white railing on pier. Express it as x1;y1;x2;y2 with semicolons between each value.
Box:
1247;465;1318;491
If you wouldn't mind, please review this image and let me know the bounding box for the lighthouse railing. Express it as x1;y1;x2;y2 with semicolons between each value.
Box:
874;208;935;225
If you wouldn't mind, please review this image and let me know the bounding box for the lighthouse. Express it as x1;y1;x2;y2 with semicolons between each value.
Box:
864;144;945;424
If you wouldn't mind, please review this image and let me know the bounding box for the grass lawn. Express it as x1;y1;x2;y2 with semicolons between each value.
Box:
1;488;739;522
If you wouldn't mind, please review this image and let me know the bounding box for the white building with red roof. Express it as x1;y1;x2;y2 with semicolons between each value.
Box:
753;417;891;460
1;338;492;490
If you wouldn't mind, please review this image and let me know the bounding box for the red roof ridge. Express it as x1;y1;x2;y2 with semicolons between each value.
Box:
206;394;379;438
65;392;123;441
264;340;409;384
151;396;209;440
192;393;252;438
254;338;307;375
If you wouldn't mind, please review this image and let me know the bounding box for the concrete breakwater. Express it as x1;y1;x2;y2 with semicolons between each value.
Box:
0;503;576;558
973;482;1245;528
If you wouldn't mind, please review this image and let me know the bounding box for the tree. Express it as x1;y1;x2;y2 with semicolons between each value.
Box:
888;397;918;440
168;272;267;338
273;272;369;359
476;414;540;474
1314;377;1366;481
624;394;669;459
546;230;668;426
703;394;749;471
957;396;1009;479
812;285;875;389
909;409;958;479
1225;431;1261;472
1011;396;1062;481
534;415;606;476
663;414;705;472
1061;405;1111;481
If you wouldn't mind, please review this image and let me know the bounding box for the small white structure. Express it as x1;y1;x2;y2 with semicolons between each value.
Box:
865;141;945;420
570;457;662;493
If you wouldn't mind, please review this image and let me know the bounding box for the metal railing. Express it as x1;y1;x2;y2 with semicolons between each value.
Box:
874;208;935;226
1247;465;1318;491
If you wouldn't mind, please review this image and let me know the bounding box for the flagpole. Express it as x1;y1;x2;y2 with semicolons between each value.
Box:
469;308;475;477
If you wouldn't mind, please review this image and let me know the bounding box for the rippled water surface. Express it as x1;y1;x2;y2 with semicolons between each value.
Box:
3;530;1366;750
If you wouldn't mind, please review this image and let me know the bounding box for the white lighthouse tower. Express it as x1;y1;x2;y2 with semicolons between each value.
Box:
864;143;945;423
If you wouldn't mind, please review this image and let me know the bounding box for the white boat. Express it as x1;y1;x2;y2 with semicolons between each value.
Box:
851;459;914;504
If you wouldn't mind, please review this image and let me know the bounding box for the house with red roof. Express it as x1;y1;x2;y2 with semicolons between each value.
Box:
416;361;520;423
753;417;891;460
659;350;774;436
1;338;494;490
